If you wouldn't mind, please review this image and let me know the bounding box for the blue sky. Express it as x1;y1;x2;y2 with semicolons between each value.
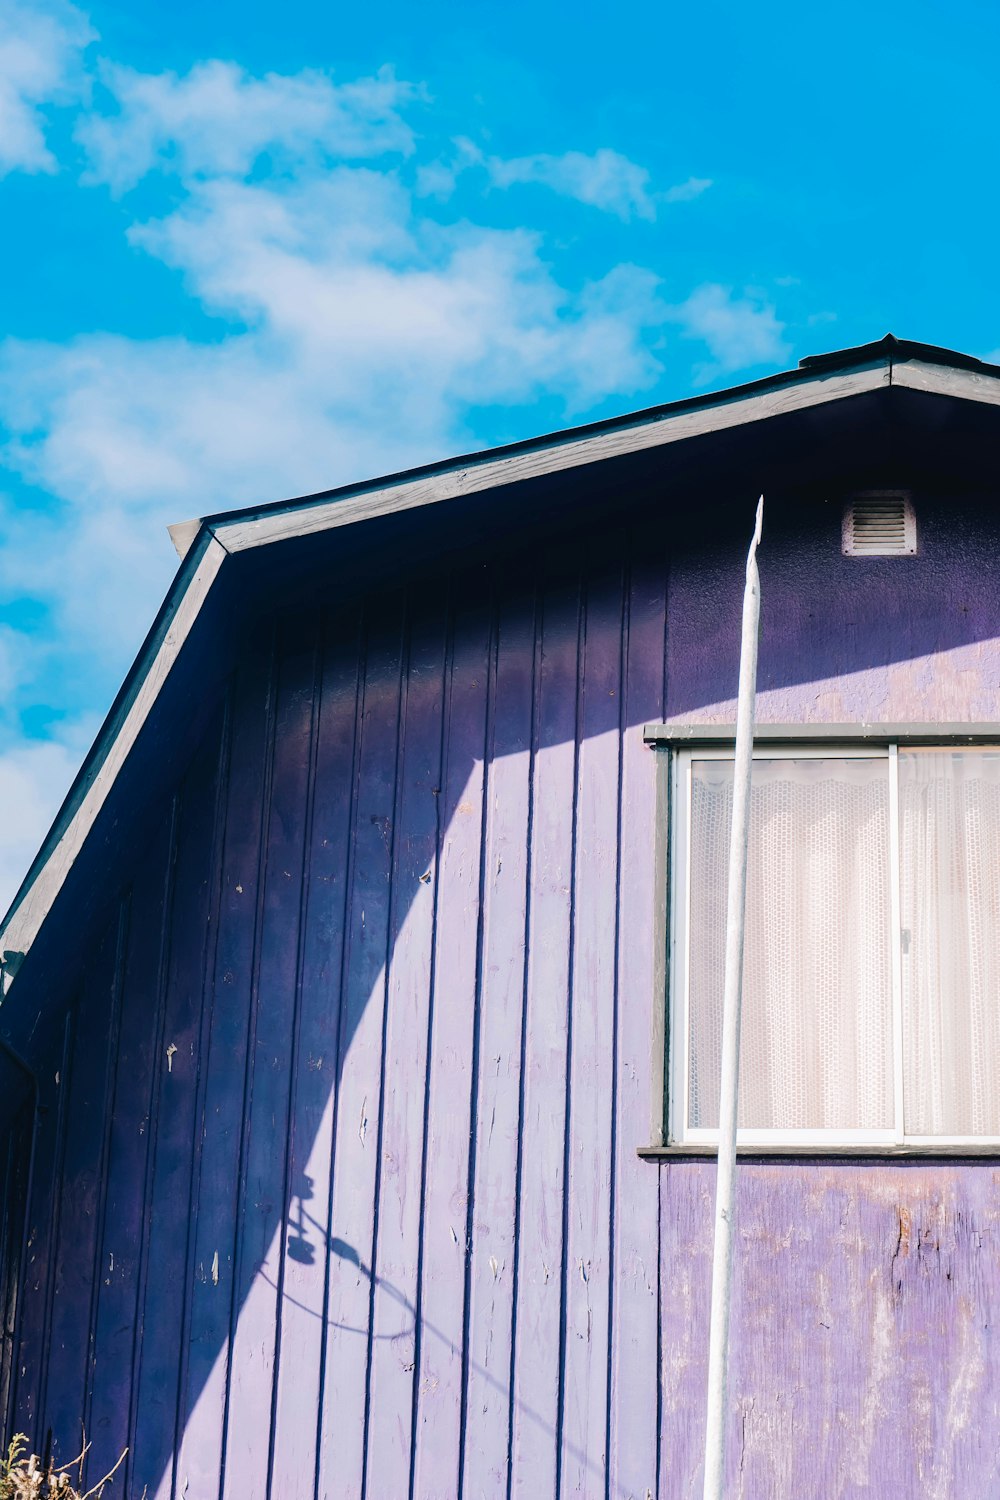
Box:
0;0;997;907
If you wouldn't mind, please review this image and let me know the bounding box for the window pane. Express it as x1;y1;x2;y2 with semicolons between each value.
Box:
900;750;1000;1135
686;757;893;1131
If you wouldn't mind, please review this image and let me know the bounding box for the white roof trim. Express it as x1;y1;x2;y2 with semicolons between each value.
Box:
891;357;1000;407
168;518;202;560
0;537;227;964
213;363;890;553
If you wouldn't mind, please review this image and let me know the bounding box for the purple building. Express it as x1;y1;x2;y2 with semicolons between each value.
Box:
1;333;998;1496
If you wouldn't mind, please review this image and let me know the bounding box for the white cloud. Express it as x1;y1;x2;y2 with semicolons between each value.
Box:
76;59;419;192
488;147;657;221
663;175;712;203
666;283;789;381
123;174;664;406
0;718;96;917
0;164;668;681
0;0;93;176
414;136;482;200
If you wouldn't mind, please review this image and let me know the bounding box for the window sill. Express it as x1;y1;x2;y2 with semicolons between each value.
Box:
637;1142;1000;1160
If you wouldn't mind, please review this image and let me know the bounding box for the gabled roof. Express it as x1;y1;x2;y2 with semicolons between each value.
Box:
3;332;1000;977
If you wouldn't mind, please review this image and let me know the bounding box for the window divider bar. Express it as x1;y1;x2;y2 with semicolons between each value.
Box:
888;743;905;1144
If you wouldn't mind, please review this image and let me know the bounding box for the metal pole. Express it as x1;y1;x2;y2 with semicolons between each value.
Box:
701;496;763;1500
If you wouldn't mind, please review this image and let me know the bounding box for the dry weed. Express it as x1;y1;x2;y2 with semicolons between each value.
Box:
0;1435;126;1499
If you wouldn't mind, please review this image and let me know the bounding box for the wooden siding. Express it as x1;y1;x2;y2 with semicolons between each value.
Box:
10;494;1000;1498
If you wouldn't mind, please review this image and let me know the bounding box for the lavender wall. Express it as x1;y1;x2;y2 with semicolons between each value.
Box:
10;491;1000;1498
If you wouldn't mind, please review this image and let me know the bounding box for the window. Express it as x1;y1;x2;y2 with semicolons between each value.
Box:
669;740;1000;1149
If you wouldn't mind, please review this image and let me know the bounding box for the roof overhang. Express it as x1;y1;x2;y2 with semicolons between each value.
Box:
4;334;1000;980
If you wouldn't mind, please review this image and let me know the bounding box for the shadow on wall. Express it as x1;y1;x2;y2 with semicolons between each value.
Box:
16;524;655;1500
13;492;1000;1499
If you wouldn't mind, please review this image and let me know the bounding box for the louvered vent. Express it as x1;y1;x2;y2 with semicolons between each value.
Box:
842;491;916;557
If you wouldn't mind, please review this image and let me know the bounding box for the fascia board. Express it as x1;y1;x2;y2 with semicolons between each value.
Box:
0;535;229;965
889;357;1000;407
213;363;892;553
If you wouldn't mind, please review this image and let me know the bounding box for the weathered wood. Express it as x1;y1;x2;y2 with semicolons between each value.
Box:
509;574;580;1498
659;1160;1000;1497
559;564;624;1496
365;597;448;1498
460;580;536;1500
10;1008;73;1447
41;913;123;1468
317;598;405;1498
87;811;175;1490
609;547;668;1498
268;616;361;1500
411;589;491;1496
0;1099;32;1427
892;356;1000;406
173;644;274;1500
131;711;226;1500
220;627;317;1500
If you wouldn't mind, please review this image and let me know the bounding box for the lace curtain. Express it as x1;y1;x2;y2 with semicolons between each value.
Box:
687;756;893;1131
899;750;1000;1135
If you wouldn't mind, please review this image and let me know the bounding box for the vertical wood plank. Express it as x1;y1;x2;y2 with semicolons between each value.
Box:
509;573;581;1499
460;582;535;1500
364;597;448;1499
40;910;123;1466
658;1161;712;1498
268;617;361;1500
130;711;226;1500
11;1011;79;1445
86;808;176;1490
219;625;317;1500
559;563;624;1496
609;547;667;1500
0;1098;33;1429
173;643;275;1500
317;597;405;1499
411;590;492;1498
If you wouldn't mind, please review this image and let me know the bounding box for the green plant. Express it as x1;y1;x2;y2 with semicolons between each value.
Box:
0;1435;126;1499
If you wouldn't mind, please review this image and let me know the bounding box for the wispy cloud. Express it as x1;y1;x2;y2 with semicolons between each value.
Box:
76;59;420;193
666;283;789;382
486;147;657;221
420;143;710;220
0;135;670;773
0;0;93;176
0;716;97;914
663;175;712;203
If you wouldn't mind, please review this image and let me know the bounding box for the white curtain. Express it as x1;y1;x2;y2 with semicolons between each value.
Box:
687;756;893;1131
899;750;1000;1135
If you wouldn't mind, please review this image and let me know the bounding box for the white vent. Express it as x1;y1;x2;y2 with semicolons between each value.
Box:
843;491;916;557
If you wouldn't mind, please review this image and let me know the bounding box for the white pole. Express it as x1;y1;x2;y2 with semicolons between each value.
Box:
701;496;763;1500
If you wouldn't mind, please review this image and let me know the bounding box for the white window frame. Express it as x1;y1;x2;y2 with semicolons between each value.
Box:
668;740;1000;1151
